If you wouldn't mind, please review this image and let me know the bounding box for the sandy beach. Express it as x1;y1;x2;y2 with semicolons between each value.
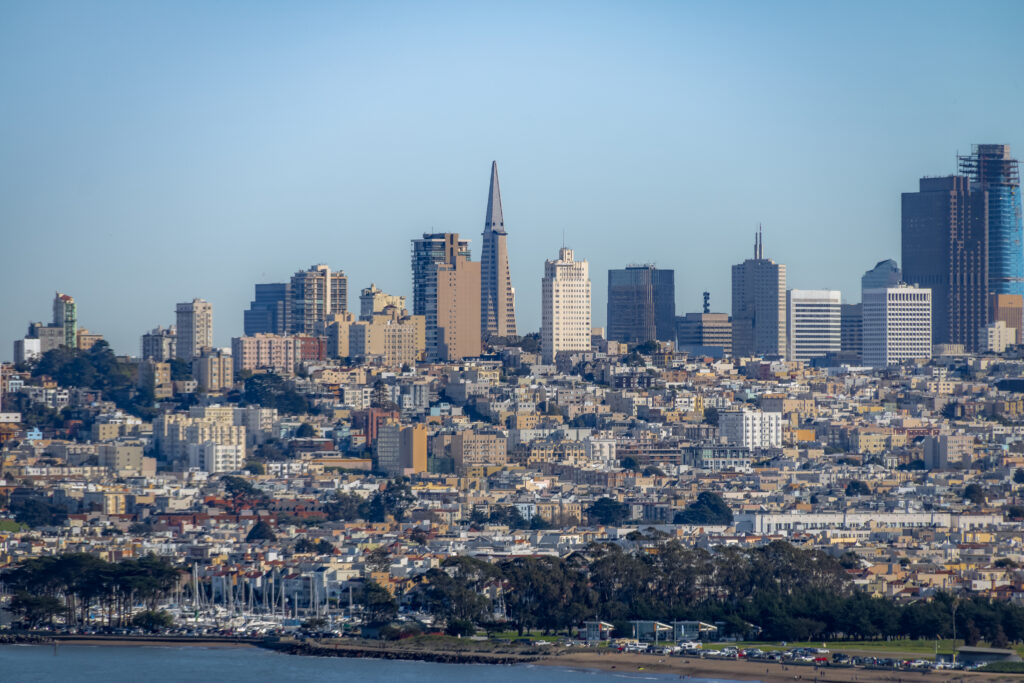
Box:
538;651;1017;683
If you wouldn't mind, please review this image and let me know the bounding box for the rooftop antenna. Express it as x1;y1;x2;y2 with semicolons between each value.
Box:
703;291;710;314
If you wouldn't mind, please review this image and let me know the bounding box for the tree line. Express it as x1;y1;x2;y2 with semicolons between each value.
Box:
406;540;1024;645
4;553;179;629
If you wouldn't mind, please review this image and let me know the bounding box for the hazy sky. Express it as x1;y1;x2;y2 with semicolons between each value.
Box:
3;1;1024;360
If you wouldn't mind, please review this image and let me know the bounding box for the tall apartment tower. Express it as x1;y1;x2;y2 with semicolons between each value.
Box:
786;289;841;362
141;326;177;361
290;265;347;335
959;144;1023;297
243;283;291;335
412;233;481;361
902;175;988;350
862;284;932;368
175;298;213;360
480;161;518;339
606;265;675;344
53;292;77;348
541;247;592;364
731;229;787;358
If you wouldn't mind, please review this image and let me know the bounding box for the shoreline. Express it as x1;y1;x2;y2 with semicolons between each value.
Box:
536;651;1011;682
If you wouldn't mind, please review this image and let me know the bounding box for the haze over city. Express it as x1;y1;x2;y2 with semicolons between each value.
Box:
3;1;1023;359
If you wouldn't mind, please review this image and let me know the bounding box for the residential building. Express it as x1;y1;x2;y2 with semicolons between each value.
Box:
959;144;1023;297
76;329;102;351
193;348;233;392
231;334;298;375
141;326;176;361
451;430;507;471
786;289;841;362
359;284;405;320
719;408;783;449
376;422;427;477
175;298;213;360
348;306;425;367
137;360;172;400
412;233;481;361
325;312;357;359
53;292;77;348
541;247;592;364
863;284;932;368
244;283;291;335
607;265;675;344
902;175;987;350
480;161;518;339
732;229;786;358
290;265;347;335
980;320;1016;353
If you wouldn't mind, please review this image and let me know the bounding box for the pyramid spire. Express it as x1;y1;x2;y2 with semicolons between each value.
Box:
485;160;504;233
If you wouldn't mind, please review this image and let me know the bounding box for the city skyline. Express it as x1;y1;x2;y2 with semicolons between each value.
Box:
3;2;1024;359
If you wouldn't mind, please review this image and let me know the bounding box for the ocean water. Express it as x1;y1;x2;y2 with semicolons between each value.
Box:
0;645;736;682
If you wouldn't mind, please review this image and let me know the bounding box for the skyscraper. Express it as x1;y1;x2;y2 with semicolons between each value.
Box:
606;265;675;344
862;284;932;368
786;289;841;362
53;292;77;348
731;229;786;358
289;265;347;335
861;259;902;291
480;161;517;339
412;233;481;361
541;247;592;364
243;283;291;335
990;293;1023;346
676;312;732;357
902;175;988;350
175;298;213;360
959;144;1023;297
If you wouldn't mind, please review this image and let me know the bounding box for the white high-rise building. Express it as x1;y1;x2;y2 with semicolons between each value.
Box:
175;299;213;360
541;247;591;364
979;320;1016;353
786;289;841;362
863;284;932;368
719;409;783;449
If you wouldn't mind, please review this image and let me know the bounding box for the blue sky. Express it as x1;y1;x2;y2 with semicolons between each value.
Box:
3;0;1023;359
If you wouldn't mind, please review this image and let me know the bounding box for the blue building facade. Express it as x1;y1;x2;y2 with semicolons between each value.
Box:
960;144;1024;297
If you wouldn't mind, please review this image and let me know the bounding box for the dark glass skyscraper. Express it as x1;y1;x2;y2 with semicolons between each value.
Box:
606;265;675;344
243;283;291;335
959;144;1024;297
901;175;988;350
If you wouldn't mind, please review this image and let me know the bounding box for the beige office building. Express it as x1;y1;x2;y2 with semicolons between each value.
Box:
541;247;591;364
360;284;406;319
412;233;481;361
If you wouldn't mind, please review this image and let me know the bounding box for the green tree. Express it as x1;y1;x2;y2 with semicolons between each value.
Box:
1014;468;1024;485
246;520;277;542
360;580;398;626
587;497;629;526
963;483;986;505
673;491;733;525
295;422;316;438
132;609;174;632
845;480;871;496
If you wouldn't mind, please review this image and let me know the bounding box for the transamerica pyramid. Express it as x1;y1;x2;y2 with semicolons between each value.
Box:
480;161;518;339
